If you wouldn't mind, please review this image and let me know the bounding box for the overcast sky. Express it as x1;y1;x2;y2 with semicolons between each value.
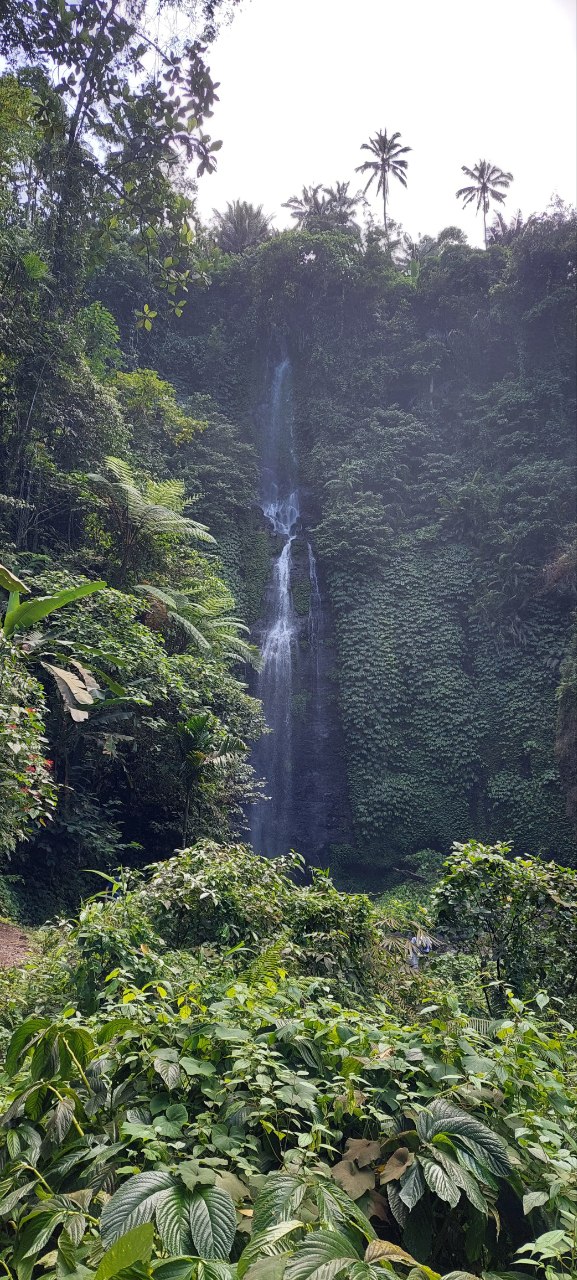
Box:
195;0;577;245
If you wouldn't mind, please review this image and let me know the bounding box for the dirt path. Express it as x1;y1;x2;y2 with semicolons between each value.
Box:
0;922;31;968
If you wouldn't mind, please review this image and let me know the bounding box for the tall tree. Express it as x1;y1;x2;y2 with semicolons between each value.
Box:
0;1;227;299
456;159;514;247
322;181;361;230
356;129;411;235
212;200;272;253
282;185;329;228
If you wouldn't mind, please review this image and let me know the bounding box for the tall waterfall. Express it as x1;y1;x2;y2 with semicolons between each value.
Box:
251;358;326;858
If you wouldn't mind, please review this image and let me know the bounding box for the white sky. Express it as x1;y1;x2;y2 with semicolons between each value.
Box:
195;0;577;245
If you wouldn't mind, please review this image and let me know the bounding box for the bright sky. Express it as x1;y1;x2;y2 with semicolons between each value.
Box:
195;0;577;245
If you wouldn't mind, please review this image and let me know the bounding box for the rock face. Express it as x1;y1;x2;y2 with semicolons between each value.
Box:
249;358;350;863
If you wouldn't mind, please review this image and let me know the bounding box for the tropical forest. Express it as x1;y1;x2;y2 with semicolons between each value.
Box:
0;3;576;1280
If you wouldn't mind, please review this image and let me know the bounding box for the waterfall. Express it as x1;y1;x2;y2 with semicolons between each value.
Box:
250;357;337;860
249;357;350;862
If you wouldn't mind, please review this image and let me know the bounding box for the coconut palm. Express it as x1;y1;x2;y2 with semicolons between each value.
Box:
487;209;532;245
282;185;329;228
356;129;411;235
323;181;362;229
456;160;513;247
212;200;272;253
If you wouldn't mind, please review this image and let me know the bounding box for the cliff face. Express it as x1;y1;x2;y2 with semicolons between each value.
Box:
167;214;576;873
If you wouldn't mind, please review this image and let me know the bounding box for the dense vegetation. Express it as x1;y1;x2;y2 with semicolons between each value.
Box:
0;4;576;1279
1;840;577;1280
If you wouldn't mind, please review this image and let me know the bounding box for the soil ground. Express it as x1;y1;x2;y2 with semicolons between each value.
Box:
0;921;31;968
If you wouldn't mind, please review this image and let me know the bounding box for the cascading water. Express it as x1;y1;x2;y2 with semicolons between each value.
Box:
251;359;299;856
251;356;346;860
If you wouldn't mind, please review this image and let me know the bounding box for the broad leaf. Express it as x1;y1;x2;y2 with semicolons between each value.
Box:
343;1138;382;1168
238;1222;305;1279
253;1175;307;1231
0;562;27;593
4;580;105;636
5;1017;48;1076
421;1158;460;1208
284;1229;362;1280
188;1187;237;1260
365;1240;417;1265
399;1162;426;1211
330;1160;374;1200
154;1057;182;1090
94;1223;154;1280
101;1171;175;1246
379;1146;413;1183
156;1185;194;1255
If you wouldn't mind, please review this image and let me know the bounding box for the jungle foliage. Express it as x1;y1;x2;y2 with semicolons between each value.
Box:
151;210;576;870
1;840;576;1280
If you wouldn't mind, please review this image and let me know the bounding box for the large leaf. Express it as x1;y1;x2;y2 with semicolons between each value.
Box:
386;1182;408;1228
420;1158;460;1209
419;1101;510;1174
101;1171;175;1246
154;1057;182;1091
188;1186;237;1260
4;580;105;636
253;1175;307;1231
343;1139;382;1168
399;1162;426;1211
0;562;27;593
330;1160;374;1200
379;1146;413;1183
40;662;95;720
364;1241;417;1265
4;1017;48;1076
284;1229;361;1280
243;1259;289;1280
238;1222;305;1279
434;1152;488;1215
456;1135;510;1178
156;1184;194;1255
313;1180;376;1240
94;1223;154;1280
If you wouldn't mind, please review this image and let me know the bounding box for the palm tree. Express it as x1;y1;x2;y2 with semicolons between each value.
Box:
282;185;329;228
212;200;272;253
356;129;411;235
487;209;532;245
322;181;362;230
456;160;513;247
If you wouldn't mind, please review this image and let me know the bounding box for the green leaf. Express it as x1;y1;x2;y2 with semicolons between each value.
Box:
457;1135;510;1178
17;1210;66;1259
253;1175;306;1232
156;1185;194;1255
243;1258;288;1280
0;561;27;593
4;581;105;637
154;1057;182;1090
284;1229;361;1280
238;1222;305;1279
100;1171;175;1246
419;1100;510;1174
46;1097;75;1144
421;1158;460;1208
95;1223;154;1280
5;1016;47;1075
188;1187;237;1260
522;1190;549;1214
399;1162;426;1211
